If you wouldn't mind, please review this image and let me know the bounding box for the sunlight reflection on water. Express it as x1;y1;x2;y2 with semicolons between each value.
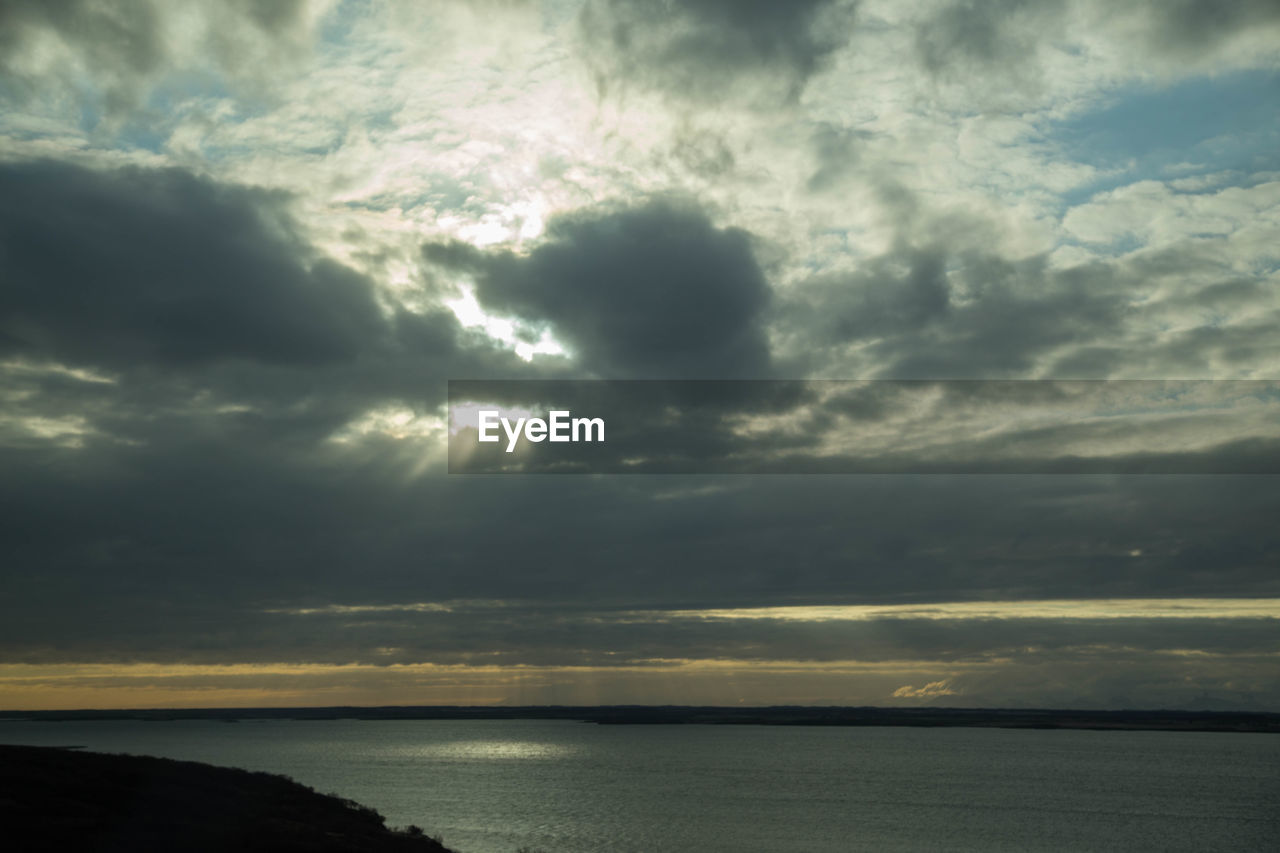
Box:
399;738;578;761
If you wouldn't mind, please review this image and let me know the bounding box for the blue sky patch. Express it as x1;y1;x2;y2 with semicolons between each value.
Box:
1051;70;1280;205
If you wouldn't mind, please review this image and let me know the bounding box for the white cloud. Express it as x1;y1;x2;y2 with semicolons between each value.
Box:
892;679;957;699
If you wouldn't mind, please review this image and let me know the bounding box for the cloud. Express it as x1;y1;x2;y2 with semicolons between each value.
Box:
1062;179;1280;257
773;162;1280;380
892;679;957;699
912;0;1280;103
777;245;1130;378
25;597;1275;709
0;158;549;470
0;0;327;120
1;0;1279;711
1133;0;1280;61
425;199;774;378
914;0;1067;83
578;0;857;105
4;457;1279;663
785;247;953;343
0;159;390;368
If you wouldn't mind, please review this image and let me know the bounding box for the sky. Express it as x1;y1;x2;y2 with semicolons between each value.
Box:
1;0;1278;711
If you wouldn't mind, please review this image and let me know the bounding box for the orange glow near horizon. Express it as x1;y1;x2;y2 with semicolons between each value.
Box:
0;659;989;712
4;596;1278;710
2;645;1269;711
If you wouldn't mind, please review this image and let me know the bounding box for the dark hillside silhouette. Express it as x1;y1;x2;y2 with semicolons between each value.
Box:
0;745;454;853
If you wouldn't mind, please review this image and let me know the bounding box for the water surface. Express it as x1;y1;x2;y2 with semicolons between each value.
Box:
2;719;1276;852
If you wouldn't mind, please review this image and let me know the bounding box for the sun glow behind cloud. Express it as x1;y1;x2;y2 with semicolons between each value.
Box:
444;285;568;360
329;406;444;443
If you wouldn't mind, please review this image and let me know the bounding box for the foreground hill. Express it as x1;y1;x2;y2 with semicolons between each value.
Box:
0;744;454;853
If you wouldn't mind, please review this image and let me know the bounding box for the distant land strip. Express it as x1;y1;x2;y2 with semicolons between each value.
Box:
2;706;1278;733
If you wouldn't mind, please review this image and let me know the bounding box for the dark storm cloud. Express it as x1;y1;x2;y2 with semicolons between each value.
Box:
0;160;389;368
425;200;773;378
578;0;856;104
4;446;1280;666
0;158;544;427
4;369;1280;710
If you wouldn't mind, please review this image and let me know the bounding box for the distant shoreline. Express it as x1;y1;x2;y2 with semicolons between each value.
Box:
3;705;1277;733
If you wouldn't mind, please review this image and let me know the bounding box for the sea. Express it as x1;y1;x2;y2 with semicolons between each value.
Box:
2;718;1277;852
